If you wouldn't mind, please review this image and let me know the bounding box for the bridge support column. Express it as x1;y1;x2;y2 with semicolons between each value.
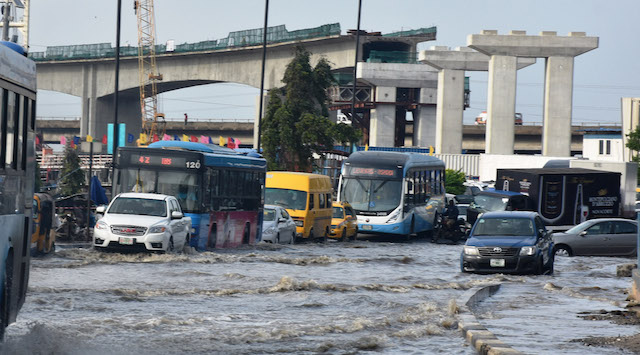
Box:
81;65;98;137
413;87;437;148
486;55;517;154
369;86;396;147
542;56;574;156
95;95;141;142
253;93;267;150
435;69;464;153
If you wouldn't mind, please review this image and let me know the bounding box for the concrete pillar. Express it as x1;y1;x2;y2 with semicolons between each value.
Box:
413;87;437;148
369;86;396;147
542;56;574;156
95;95;140;142
81;64;97;137
435;69;464;153
486;55;517;154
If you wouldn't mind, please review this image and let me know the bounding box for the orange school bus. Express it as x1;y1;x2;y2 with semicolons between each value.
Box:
264;172;333;242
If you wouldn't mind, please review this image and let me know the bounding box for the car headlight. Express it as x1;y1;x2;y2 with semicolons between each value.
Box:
294;220;303;227
95;221;108;230
264;226;275;234
463;246;479;256
386;210;400;224
520;246;537;256
148;226;167;234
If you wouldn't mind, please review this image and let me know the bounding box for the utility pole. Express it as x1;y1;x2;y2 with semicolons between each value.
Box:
256;0;269;151
350;0;363;127
1;1;11;41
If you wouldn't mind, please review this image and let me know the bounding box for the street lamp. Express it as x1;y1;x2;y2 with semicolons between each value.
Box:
256;0;269;151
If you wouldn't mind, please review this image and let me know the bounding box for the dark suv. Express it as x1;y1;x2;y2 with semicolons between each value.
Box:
466;189;534;225
460;211;554;275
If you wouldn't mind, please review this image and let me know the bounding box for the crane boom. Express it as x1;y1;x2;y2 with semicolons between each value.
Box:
135;0;165;146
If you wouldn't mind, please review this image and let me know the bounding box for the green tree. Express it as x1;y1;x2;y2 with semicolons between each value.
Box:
444;169;466;195
625;127;640;183
261;45;360;171
59;142;85;196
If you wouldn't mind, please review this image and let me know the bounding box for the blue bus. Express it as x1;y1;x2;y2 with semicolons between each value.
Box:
113;141;267;250
0;42;37;338
337;151;446;239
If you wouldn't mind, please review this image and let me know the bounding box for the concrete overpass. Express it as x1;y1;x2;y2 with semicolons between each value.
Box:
36;117;617;155
32;23;435;142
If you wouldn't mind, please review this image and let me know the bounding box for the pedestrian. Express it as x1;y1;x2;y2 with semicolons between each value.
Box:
184;113;188;125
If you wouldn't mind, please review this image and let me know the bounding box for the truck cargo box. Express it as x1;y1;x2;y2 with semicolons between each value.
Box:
496;168;621;226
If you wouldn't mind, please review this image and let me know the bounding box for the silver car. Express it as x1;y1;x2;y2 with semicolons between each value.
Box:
552;218;638;257
261;204;296;244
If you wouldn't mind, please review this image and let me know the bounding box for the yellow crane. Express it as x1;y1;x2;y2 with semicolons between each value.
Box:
135;0;165;146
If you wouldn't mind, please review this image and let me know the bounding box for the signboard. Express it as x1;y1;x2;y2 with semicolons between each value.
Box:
128;153;201;169
346;166;398;178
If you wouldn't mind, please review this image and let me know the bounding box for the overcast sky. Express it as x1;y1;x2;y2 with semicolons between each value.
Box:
28;0;640;125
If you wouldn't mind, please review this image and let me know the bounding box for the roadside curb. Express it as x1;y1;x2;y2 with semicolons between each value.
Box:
457;284;524;355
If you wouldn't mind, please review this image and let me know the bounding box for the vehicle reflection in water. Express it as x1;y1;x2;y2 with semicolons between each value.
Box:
1;238;636;354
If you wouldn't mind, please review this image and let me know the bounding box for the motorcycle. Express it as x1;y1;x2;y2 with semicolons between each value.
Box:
432;217;469;244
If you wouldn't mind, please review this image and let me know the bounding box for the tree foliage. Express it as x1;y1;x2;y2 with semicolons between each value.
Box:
60;142;85;196
261;46;360;171
444;169;466;195
625;127;640;183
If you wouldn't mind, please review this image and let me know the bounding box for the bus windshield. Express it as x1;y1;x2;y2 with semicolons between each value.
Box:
341;178;402;212
264;188;307;210
119;168;200;213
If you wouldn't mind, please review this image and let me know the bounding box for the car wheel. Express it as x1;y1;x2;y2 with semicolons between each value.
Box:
290;232;295;245
554;245;572;257
546;254;555;275
340;228;347;242
1;252;13;341
535;257;544;275
276;233;280;244
167;236;175;253
351;228;358;241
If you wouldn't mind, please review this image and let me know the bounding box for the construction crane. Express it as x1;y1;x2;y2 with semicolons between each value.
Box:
135;0;165;146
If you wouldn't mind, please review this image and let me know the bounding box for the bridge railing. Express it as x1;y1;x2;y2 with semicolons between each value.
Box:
36;117;254;123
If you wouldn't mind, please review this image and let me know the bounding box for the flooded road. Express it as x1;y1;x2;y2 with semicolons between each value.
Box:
2;238;638;354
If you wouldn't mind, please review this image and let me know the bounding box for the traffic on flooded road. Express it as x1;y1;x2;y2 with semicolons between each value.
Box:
1;234;637;354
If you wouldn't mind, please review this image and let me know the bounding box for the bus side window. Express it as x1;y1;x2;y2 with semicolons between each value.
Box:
319;193;325;209
326;193;332;207
308;194;314;210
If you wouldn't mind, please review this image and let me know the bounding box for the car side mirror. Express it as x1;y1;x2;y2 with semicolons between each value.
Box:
171;211;183;219
278;218;286;223
579;230;587;237
96;205;106;214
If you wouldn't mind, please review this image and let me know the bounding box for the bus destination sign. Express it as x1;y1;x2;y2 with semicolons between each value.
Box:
129;154;201;169
348;167;397;178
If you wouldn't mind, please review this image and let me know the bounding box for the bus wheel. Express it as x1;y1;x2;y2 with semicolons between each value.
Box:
243;223;251;244
308;229;314;243
1;252;13;340
323;228;329;243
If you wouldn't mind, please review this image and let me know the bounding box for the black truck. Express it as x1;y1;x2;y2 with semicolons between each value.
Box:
496;168;621;227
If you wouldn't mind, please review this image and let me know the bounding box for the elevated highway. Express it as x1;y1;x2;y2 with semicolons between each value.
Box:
36;118;617;154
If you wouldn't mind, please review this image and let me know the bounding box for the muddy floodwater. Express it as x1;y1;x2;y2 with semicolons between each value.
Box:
2;238;638;354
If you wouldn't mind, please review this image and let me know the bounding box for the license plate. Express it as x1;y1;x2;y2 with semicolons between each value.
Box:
362;225;372;231
490;259;505;267
119;237;134;245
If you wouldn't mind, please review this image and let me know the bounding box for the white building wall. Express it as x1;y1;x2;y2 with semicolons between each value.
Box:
582;136;624;162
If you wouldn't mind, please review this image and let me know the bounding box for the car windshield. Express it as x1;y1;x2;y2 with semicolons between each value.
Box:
332;206;344;218
263;208;275;221
108;197;167;217
264;188;307;210
341;177;402;212
473;217;535;236
472;194;508;211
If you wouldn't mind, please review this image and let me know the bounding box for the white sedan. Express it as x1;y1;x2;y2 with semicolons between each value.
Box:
261;204;296;244
93;192;191;253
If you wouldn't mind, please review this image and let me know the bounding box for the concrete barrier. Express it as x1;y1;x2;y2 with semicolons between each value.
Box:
456;284;523;355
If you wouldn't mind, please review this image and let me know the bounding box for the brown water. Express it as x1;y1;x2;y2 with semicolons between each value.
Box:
1;238;636;354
